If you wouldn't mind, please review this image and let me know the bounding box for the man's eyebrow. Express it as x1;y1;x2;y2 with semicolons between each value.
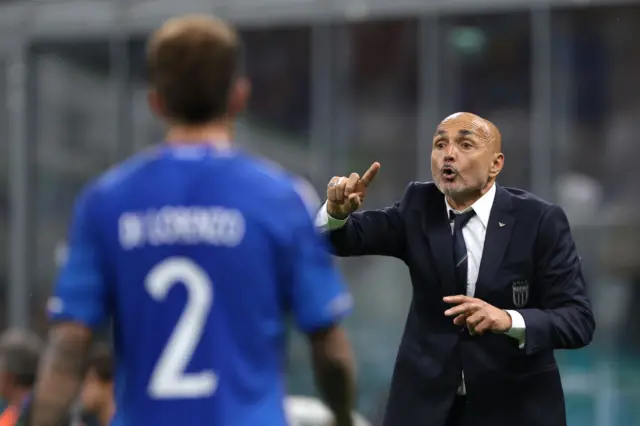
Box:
458;129;475;137
434;129;446;137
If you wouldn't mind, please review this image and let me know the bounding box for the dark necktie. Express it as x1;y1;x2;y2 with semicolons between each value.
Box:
450;209;476;296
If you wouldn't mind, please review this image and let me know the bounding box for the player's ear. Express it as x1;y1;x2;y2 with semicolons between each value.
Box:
227;77;251;117
147;89;165;119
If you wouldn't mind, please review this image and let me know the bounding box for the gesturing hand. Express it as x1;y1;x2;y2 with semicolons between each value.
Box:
443;295;512;335
326;162;380;220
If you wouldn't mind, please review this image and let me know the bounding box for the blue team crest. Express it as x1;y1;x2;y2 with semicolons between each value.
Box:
511;280;529;308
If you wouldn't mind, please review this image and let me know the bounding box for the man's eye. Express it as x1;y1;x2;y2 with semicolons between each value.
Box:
435;142;446;149
461;142;473;149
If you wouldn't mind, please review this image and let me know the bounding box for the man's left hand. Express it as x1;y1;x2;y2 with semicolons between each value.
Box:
443;295;512;335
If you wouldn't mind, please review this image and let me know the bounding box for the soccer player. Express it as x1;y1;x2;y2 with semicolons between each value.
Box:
27;15;356;426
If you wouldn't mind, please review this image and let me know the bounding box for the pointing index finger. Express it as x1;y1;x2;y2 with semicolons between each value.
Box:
443;295;473;305
360;162;381;187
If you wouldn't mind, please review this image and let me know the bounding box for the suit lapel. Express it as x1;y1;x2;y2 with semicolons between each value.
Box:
476;185;515;298
422;190;457;296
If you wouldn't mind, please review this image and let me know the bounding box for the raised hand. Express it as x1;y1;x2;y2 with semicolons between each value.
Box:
326;162;380;220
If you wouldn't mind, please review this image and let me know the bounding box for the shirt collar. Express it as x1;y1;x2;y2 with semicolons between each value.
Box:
444;183;496;229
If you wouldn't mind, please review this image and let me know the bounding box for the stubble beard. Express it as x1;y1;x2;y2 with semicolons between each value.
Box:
435;175;469;198
436;174;489;206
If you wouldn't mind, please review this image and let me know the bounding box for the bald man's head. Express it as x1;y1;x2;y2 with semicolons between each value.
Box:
431;112;505;207
483;117;502;152
439;112;502;151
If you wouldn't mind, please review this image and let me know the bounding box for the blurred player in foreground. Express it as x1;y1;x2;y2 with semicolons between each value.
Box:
27;14;356;426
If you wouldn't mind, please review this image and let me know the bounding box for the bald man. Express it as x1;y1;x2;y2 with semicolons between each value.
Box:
316;113;595;426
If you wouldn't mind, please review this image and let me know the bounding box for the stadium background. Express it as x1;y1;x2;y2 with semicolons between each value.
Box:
0;0;639;424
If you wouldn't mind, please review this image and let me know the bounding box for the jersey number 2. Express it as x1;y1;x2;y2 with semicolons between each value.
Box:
145;257;218;399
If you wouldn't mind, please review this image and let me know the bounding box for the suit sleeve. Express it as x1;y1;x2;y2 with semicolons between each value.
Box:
518;204;595;355
48;187;110;328
324;182;414;259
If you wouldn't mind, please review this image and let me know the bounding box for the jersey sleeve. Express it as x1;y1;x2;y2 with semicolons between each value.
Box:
283;187;353;333
48;186;110;328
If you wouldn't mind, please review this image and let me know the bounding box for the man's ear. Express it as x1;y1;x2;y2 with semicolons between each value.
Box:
227;77;251;117
147;89;165;119
490;152;504;177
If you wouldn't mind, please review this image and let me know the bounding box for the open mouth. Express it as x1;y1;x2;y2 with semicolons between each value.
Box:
441;166;457;180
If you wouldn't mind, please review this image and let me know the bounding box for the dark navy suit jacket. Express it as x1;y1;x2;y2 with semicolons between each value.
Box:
327;182;595;426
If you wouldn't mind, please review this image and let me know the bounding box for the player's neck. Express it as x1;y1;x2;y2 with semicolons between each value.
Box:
165;121;233;150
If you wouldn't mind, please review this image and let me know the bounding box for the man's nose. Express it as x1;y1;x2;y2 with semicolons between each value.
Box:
443;151;455;163
443;144;456;161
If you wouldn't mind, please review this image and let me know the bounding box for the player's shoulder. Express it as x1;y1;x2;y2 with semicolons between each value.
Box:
96;149;159;191
236;154;321;216
78;149;159;205
237;154;297;188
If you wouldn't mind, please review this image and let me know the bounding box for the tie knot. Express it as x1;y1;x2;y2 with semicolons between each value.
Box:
450;209;476;228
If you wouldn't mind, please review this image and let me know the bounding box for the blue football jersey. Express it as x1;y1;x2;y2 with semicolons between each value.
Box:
49;143;353;426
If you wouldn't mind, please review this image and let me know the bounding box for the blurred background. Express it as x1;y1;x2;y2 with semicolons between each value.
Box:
0;0;638;425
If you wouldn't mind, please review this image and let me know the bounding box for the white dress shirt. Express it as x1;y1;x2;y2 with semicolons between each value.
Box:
315;183;526;395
